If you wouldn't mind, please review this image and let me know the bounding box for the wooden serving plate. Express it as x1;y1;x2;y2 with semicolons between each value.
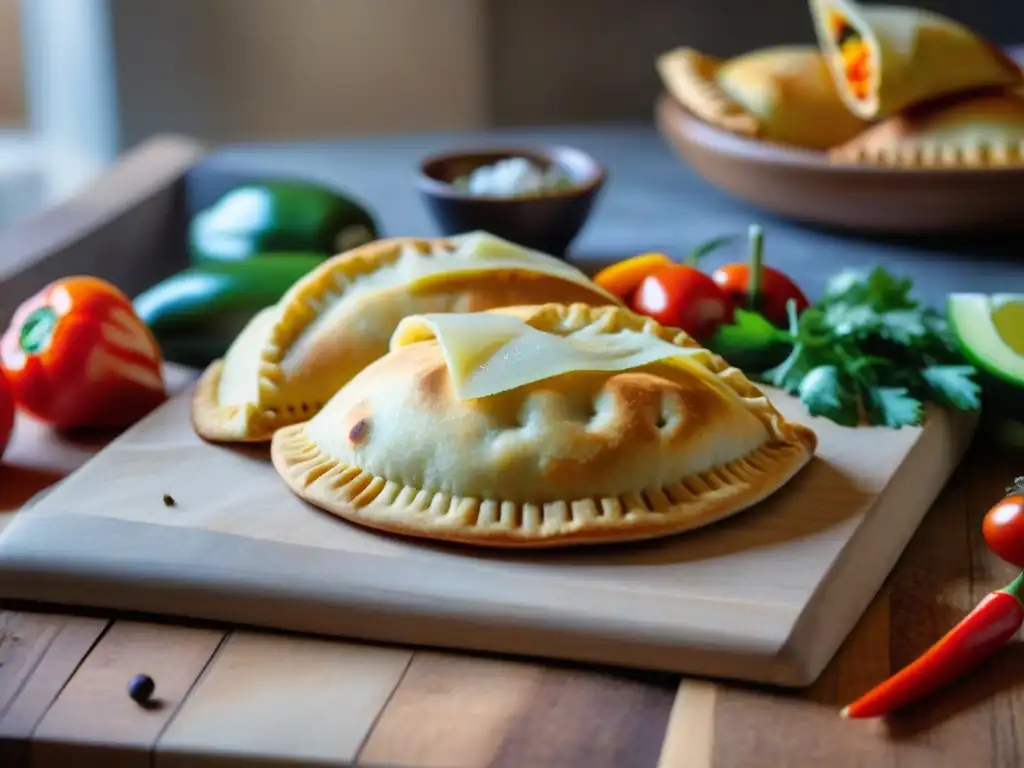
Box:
655;91;1024;235
0;380;977;688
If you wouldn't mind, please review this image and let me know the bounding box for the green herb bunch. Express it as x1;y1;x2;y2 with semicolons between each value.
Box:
711;266;981;427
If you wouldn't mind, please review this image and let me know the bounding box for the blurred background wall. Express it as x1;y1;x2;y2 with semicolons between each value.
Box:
0;0;1017;229
0;0;23;128
109;0;1024;141
1;0;1018;145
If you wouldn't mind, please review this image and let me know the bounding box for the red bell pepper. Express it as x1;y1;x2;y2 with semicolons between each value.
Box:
0;276;166;429
0;366;13;460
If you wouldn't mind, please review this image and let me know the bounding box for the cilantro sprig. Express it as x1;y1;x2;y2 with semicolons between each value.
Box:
708;266;981;428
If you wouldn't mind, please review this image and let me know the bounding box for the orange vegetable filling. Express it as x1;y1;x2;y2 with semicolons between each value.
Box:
827;9;871;101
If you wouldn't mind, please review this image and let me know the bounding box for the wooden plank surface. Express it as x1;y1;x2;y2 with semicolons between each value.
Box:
157;632;412;767
2;366;1022;767
0;613;108;766
0;413;1020;767
0;380;975;688
30;621;224;767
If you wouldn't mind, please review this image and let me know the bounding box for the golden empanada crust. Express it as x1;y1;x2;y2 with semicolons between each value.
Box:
829;89;1024;167
271;303;817;549
656;45;868;150
191;236;620;444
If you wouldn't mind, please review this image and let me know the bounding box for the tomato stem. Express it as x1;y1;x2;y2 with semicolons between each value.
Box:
747;224;764;311
1007;477;1024;498
683;233;739;268
19;306;58;355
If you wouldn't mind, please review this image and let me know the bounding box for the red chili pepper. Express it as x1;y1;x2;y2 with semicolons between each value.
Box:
841;570;1024;719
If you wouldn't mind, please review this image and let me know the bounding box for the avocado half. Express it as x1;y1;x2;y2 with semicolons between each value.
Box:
948;293;1024;421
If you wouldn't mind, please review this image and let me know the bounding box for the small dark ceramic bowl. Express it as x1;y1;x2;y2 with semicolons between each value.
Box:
416;145;606;257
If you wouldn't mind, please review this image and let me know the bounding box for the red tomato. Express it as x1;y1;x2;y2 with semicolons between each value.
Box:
711;263;810;326
0;366;13;461
983;482;1024;568
632;265;734;339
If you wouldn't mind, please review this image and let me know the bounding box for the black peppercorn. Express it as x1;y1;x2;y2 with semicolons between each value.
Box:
128;673;155;705
162;494;175;507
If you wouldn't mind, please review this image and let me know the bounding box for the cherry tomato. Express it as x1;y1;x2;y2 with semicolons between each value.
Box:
711;263;810;327
632;265;734;339
983;478;1024;568
0;366;13;461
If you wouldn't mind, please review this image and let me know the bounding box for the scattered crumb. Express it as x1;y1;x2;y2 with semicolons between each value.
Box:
162;494;176;507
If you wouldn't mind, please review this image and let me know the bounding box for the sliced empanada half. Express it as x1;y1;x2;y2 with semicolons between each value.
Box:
271;303;817;549
829;88;1024;167
191;233;621;444
656;45;869;150
810;0;1022;121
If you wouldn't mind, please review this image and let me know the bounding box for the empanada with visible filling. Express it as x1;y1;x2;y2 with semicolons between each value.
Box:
191;232;620;444
656;45;869;150
271;303;817;548
829;89;1024;167
810;0;1022;121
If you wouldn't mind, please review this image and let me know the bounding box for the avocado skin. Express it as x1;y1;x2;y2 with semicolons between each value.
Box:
134;256;323;368
188;180;380;264
947;296;1024;422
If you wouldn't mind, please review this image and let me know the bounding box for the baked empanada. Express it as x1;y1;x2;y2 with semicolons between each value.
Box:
829;89;1024;167
271;303;817;548
191;233;620;444
656;45;868;150
810;0;1022;120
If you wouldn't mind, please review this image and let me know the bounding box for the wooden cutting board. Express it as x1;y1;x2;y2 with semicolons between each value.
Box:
0;383;977;687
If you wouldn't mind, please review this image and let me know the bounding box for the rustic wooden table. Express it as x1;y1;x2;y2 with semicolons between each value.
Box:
0;132;1022;767
1;388;1021;767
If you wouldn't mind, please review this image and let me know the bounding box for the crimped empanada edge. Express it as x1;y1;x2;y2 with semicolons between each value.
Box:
829;136;1024;168
270;301;818;547
190;358;325;444
191;238;453;442
657;46;763;137
270;421;814;548
255;238;453;410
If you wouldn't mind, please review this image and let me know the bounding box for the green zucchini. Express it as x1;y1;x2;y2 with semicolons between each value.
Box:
189;179;380;265
134;256;323;368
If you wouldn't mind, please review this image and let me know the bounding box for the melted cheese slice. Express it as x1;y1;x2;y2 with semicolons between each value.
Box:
278;231;619;375
414;231;611;293
392;312;731;402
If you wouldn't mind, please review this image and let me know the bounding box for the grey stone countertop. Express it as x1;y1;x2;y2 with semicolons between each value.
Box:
186;124;1023;308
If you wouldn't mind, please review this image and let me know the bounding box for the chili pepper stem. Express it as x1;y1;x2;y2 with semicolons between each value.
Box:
999;569;1024;599
747;224;763;312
